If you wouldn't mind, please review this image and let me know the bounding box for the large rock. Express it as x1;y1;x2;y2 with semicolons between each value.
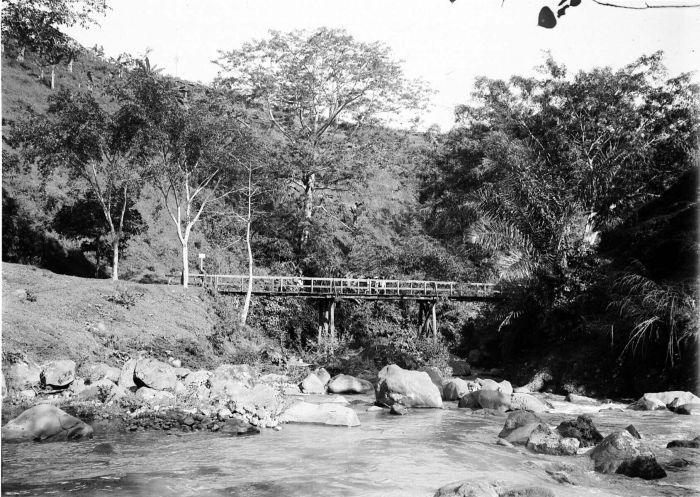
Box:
667;436;700;448
212;364;256;388
375;365;443;408
208;377;248;400
2;405;93;442
300;373;327;394
629;391;700;410
498;410;546;444
509;393;549;413
41;360;76;388
83;362;121;383
434;480;498;497
314;367;331;385
5;361;42;390
556;415;603;447
134;358;177;391
419;366;445;396
327;374;373;394
76;379;126;403
443;378;480;401
134;387;176;406
515;369;552;393
477;378;513;395
526;425;580;456
589;430;666;479
565;393;599;405
448;357;471;376
434;481;554;497
280;401;360;426
675;403;700;415
118;359;138;390
459;390;511;412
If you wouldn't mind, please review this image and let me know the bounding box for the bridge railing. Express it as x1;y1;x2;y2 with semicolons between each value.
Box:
188;274;501;298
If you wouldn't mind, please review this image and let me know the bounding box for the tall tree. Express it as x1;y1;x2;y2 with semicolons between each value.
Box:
118;69;257;287
1;0;108;62
422;53;699;279
9;88;149;280
215;28;428;261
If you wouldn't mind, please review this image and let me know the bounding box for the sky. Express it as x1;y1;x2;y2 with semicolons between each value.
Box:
66;0;700;130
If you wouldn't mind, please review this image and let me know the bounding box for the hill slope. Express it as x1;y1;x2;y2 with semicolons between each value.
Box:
1;262;221;368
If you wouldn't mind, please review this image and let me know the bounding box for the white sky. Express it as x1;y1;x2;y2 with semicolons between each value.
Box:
66;0;700;130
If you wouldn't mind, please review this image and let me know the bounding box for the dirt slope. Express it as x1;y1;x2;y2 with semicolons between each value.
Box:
1;263;221;368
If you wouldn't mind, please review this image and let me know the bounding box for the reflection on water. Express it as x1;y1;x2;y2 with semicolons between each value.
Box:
2;401;699;497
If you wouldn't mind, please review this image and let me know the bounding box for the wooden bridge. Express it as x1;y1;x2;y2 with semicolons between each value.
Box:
189;274;503;345
189;274;502;301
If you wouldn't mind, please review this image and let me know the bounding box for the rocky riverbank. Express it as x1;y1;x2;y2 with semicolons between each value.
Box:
3;355;699;495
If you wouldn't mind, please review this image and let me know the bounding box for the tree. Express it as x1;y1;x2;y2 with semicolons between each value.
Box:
53;190;146;277
9;88;149;280
1;0;108;62
215;28;428;262
422;53;699;279
118;69;257;287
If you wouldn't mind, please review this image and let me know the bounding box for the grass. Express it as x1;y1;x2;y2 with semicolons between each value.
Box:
1;262;222;369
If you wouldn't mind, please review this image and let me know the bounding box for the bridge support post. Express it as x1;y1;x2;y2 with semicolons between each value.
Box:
317;298;336;354
417;300;438;342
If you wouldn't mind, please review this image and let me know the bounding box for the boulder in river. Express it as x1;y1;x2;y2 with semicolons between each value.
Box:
327;374;373;394
220;417;261;435
526;425;580;456
629;391;700;411
375;364;442;408
667;436;700;448
442;378;480;401
390;404;408;415
476;378;513;394
589;430;666;479
1;405;93;442
41;359;76;388
434;480;555;497
556;415;604;447
565;393;599;405
498;410;546;444
418;366;445;396
134;358;177;391
447;357;471;376
300;372;327;394
459;390;511;412
509;393;549;413
514;369;552;394
675;403;700;415
280;400;360;426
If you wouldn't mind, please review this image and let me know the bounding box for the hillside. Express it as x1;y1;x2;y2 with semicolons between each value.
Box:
1;262;220;369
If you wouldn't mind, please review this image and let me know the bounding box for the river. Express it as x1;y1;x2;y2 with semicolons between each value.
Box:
2;396;699;496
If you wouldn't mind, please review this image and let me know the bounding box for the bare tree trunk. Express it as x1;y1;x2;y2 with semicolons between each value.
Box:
111;238;119;281
241;165;255;324
51;65;55;90
300;172;315;248
181;239;189;288
241;220;253;324
68;59;73;73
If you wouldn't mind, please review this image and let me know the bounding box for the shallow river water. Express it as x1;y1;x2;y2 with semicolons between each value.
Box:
2;397;699;497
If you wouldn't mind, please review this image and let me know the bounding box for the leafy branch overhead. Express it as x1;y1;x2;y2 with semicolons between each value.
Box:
448;0;700;28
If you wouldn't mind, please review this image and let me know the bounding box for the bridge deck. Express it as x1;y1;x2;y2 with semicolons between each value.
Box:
189;275;502;301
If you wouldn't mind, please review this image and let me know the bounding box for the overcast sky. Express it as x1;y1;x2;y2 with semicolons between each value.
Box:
66;0;700;130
